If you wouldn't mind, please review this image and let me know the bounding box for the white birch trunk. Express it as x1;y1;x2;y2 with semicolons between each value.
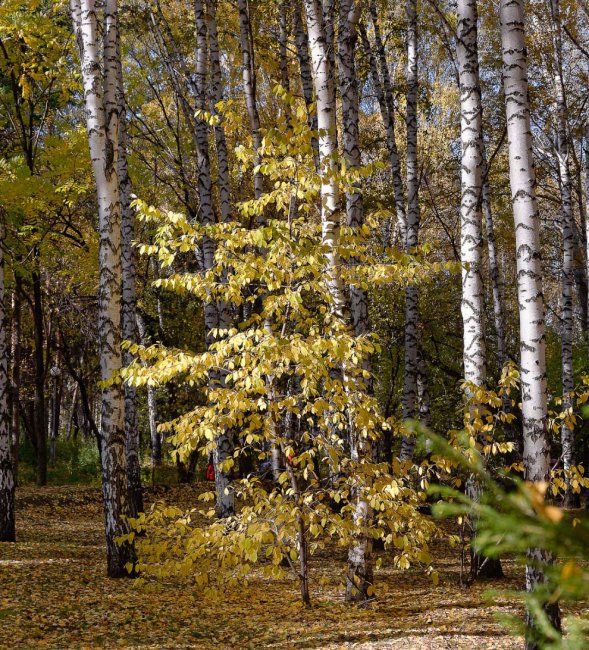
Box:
71;0;135;577
116;21;143;518
303;0;350;321
549;0;577;507
499;0;561;640
135;312;162;469
399;0;420;460
293;0;320;168
338;0;374;602
206;0;232;223
457;0;506;581
237;0;263;202
482;155;508;368
367;2;407;243
195;0;234;518
457;0;486;390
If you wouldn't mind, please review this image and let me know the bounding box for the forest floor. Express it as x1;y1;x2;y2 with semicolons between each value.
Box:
0;484;583;649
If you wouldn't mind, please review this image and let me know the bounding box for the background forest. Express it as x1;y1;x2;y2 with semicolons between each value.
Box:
1;0;589;648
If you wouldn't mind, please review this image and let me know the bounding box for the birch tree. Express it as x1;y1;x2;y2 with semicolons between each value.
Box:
117;20;143;518
360;3;406;244
338;0;374;602
196;0;235;518
70;0;136;578
303;0;349;322
499;0;561;641
456;0;503;580
237;0;263;202
457;0;486;395
482;154;508;368
206;0;232;223
549;0;577;507
293;0;320;168
400;0;420;460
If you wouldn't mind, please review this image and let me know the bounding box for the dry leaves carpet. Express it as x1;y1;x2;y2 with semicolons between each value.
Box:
0;484;568;649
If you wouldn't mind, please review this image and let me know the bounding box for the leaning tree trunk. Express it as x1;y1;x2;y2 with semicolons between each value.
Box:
499;0;561;643
71;0;136;578
338;0;374;602
399;0;420;461
0;215;15;542
549;0;578;508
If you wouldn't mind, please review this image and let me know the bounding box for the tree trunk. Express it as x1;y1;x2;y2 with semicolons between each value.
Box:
135;312;161;470
293;0;319;169
206;0;232;223
585;120;589;381
10;281;21;481
32;262;47;486
499;0;561;642
49;362;62;467
482;155;508;369
338;0;374;603
363;2;406;243
399;0;420;461
457;0;486;389
303;0;349;320
195;0;235;518
549;0;578;508
237;0;263;202
457;0;503;581
116;22;143;518
0;216;15;542
71;0;136;578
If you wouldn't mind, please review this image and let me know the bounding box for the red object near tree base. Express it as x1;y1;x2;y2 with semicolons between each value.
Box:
205;463;215;481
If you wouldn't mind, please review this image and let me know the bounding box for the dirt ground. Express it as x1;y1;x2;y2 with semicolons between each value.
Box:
0;484;571;649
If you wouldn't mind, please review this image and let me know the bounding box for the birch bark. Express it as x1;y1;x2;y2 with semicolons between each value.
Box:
206;0;232;223
367;2;406;243
303;0;349;321
457;0;486;391
293;0;320;168
549;0;577;507
193;0;235;517
116;22;143;518
500;0;561;641
399;0;420;460
237;0;263;202
70;0;136;577
338;0;374;602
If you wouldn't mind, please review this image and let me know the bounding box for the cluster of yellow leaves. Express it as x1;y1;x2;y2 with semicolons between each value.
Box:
121;114;454;599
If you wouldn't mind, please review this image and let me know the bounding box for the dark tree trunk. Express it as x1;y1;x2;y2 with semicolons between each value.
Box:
32;263;47;486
